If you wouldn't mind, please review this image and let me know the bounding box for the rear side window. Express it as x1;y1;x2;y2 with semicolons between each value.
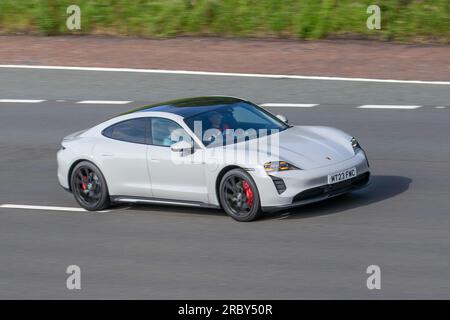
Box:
150;118;192;147
102;118;148;144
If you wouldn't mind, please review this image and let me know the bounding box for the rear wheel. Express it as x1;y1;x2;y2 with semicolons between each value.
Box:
219;169;262;222
70;161;110;211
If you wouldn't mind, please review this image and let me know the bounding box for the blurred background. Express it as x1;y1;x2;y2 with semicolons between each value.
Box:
0;0;449;43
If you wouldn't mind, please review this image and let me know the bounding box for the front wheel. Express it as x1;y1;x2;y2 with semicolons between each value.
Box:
219;169;262;222
70;161;110;211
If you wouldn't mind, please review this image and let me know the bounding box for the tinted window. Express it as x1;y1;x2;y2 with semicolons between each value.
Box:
150;118;192;147
231;105;272;124
183;101;289;147
103;118;147;144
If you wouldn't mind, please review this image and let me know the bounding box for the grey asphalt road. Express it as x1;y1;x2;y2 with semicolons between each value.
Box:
1;68;450;105
0;68;449;299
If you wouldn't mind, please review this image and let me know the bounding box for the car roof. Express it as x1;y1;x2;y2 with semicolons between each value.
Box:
123;96;247;118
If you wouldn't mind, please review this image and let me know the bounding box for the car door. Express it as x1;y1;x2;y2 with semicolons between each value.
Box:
147;117;208;203
93;117;152;197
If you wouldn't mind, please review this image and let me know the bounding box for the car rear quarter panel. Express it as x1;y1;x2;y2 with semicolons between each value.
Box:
57;138;100;190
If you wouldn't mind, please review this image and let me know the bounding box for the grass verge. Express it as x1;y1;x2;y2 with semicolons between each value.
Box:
0;0;449;43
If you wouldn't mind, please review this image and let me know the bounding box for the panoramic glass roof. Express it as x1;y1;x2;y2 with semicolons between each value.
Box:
124;96;244;118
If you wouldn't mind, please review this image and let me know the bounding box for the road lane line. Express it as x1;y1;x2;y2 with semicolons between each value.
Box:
1;65;449;85
77;100;131;104
0;204;109;213
0;99;45;103
261;103;318;108
358;105;422;110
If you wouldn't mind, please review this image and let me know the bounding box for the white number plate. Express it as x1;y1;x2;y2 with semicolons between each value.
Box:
327;167;357;184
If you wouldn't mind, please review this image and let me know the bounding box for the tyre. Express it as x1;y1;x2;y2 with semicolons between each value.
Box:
70;161;110;211
219;168;262;222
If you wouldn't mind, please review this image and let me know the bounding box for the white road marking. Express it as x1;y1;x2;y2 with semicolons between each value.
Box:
0;99;442;111
261;103;318;108
0;204;109;213
1;64;449;85
77;100;131;104
358;105;422;110
0;99;45;103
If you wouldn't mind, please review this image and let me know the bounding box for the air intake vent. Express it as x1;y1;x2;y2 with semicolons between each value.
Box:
270;176;286;194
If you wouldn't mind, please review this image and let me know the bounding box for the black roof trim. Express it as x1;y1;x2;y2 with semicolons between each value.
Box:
122;96;247;117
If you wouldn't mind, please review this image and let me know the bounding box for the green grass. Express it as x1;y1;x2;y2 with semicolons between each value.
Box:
0;0;449;43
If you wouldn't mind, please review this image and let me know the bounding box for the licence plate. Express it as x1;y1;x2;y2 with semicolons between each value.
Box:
328;167;357;184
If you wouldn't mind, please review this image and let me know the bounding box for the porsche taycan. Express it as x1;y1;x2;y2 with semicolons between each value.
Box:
57;96;370;221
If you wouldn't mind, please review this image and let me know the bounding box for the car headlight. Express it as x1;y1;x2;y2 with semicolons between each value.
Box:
351;137;369;167
351;137;361;152
264;161;300;172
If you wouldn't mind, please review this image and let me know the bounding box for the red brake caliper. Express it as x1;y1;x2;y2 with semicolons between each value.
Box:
242;180;254;207
81;176;87;190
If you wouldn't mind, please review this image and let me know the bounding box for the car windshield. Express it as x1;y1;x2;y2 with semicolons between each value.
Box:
184;101;290;147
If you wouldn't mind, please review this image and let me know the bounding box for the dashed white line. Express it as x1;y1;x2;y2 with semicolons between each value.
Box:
0;99;45;103
0;204;109;213
0;99;442;111
1;64;450;85
358;105;422;110
261;103;318;108
77;100;131;104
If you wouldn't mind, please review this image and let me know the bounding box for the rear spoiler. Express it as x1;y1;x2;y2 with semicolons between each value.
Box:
62;129;88;142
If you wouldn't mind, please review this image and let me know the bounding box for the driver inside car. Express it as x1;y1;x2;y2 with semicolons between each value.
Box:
208;111;231;132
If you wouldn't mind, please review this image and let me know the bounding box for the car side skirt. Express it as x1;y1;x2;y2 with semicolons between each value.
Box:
110;196;221;209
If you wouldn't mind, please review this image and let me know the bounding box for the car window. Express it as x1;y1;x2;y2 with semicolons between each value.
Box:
231;105;267;124
184;101;288;147
103;118;147;144
150;118;192;147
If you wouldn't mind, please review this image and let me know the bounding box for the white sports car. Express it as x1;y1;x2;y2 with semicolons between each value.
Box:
57;96;370;221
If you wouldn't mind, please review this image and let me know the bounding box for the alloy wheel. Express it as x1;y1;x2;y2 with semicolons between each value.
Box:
73;166;103;206
223;175;255;216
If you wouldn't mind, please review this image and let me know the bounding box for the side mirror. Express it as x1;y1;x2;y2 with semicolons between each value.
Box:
276;114;288;124
170;140;194;154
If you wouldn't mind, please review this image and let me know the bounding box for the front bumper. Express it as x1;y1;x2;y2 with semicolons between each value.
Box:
262;171;370;212
249;149;370;211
